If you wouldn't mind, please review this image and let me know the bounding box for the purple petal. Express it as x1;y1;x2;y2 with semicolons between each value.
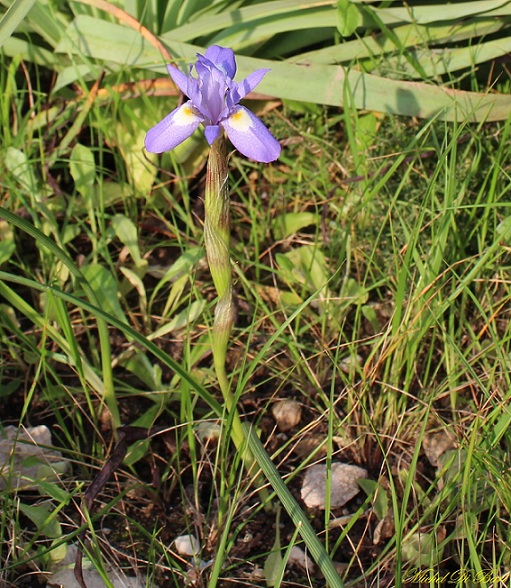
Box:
221;105;280;163
203;45;236;78
204;125;221;145
166;65;190;96
145;101;204;153
167;65;202;108
195;59;228;123
231;69;270;102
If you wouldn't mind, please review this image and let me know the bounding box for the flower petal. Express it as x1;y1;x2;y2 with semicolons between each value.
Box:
203;45;236;78
231;69;270;103
166;65;190;96
195;59;228;123
221;105;280;163
204;125;221;145
145;101;204;153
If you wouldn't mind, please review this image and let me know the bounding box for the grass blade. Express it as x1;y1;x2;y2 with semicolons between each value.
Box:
0;269;222;414
243;424;345;588
0;0;35;47
0;207;120;428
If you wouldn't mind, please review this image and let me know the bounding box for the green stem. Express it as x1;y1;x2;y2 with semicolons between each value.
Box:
204;137;235;405
203;142;344;585
203;136;267;497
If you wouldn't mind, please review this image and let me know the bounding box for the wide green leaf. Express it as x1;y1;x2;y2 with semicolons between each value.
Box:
81;264;128;325
337;0;361;37
164;0;511;43
288;18;507;66
56;15;511;121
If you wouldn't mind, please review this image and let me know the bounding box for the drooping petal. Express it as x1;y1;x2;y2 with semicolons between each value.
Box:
230;69;270;103
204;124;221;145
203;45;236;78
221;105;280;163
145;101;204;153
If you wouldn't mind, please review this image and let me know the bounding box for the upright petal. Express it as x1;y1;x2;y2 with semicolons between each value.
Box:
230;69;270;103
195;59;228;123
145;101;204;153
166;65;191;96
221;105;280;163
203;45;237;78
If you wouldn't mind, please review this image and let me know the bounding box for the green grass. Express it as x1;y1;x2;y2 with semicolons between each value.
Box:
2;6;511;587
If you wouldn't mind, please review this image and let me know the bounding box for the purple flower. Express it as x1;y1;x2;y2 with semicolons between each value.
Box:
145;46;281;163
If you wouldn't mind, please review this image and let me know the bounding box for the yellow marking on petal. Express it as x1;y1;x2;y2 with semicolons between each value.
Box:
227;108;252;131
175;105;200;126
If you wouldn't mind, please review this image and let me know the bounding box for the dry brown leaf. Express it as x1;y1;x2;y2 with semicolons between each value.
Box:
287;546;315;572
423;428;457;467
292;435;327;459
373;509;395;545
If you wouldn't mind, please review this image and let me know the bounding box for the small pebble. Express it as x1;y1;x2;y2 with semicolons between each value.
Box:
272;399;302;432
174;534;200;556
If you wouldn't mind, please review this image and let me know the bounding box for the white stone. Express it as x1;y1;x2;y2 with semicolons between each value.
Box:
301;462;368;509
174;534;200;556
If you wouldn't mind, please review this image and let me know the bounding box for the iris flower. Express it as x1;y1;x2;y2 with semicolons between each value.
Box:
145;45;281;163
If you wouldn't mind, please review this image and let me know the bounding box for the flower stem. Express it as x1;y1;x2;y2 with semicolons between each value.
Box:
204;136;266;498
204;137;234;403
